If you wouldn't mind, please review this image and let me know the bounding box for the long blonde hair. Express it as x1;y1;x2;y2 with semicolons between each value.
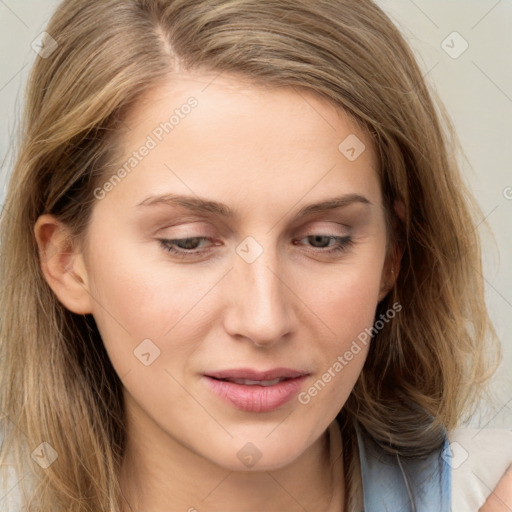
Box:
0;0;499;510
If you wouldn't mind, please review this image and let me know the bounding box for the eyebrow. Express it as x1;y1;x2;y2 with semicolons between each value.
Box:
135;193;371;218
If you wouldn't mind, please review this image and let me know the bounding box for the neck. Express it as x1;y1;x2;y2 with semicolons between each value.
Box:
118;406;344;512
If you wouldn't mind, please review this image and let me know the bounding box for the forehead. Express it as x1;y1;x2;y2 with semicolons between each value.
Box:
121;70;374;156
99;71;382;219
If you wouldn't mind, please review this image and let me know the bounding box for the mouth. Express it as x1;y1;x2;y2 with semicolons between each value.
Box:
202;368;310;413
210;376;289;387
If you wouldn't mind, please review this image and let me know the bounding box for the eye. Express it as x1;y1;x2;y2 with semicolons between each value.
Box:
158;237;217;258
157;233;354;260
294;234;354;255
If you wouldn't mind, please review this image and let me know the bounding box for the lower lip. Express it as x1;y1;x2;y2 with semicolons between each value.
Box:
203;375;308;413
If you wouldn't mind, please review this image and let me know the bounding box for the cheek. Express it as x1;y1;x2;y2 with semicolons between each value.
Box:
294;252;385;406
315;276;377;362
302;258;385;341
85;238;203;371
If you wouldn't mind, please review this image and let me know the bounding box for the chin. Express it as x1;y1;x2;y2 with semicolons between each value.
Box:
205;434;312;473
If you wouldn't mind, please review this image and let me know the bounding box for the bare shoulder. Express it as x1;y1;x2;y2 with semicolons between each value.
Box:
448;428;512;511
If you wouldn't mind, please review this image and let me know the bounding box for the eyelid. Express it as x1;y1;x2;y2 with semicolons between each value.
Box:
296;221;352;237
158;221;351;240
303;220;351;230
155;217;354;242
156;221;216;237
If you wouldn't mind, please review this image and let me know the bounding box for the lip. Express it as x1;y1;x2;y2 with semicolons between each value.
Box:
206;367;307;381
203;367;310;413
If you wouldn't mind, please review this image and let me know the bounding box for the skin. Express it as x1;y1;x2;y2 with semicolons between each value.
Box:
35;71;400;512
480;466;512;512
34;71;512;512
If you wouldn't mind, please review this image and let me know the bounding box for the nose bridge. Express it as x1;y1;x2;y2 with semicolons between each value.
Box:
225;235;292;345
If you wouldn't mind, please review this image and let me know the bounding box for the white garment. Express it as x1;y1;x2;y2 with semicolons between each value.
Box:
449;428;512;511
0;465;23;511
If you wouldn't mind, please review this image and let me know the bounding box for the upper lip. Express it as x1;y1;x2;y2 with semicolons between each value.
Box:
205;367;309;381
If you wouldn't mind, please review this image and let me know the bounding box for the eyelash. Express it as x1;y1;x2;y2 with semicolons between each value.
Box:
157;234;354;259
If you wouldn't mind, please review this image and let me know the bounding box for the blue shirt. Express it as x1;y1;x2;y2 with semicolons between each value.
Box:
356;424;451;511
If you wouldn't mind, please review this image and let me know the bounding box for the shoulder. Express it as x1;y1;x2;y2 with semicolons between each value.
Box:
354;422;512;511
355;423;451;511
448;428;512;511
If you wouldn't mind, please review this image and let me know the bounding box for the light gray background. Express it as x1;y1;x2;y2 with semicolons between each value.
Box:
1;0;511;428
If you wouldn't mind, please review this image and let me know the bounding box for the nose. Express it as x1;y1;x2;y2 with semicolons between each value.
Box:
222;240;294;348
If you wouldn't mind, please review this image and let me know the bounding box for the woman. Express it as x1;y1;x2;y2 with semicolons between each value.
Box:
0;0;510;510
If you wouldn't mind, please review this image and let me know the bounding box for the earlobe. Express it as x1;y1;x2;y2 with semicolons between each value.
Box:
378;200;405;301
34;214;93;315
378;257;398;302
378;237;404;301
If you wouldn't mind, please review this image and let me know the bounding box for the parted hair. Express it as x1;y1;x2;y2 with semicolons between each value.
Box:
0;0;499;510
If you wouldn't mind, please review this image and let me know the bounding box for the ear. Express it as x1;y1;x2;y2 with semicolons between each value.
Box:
34;214;93;314
378;200;405;301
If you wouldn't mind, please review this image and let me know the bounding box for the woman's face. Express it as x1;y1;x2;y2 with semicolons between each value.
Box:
80;72;392;471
